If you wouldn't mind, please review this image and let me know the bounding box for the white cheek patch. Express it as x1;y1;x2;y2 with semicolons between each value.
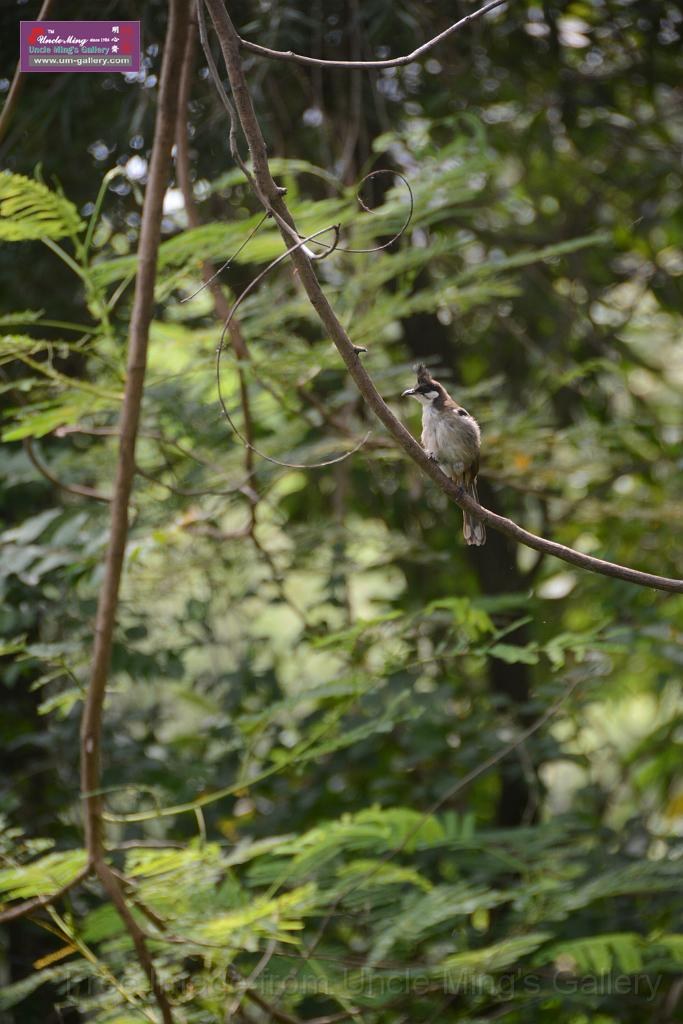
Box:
412;389;440;406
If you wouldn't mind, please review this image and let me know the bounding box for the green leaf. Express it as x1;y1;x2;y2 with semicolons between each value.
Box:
336;858;433;892
0;967;65;1010
0;635;27;657
369;883;510;965
487;642;540;665
0;849;86;900
436;932;551;981
38;686;84;717
0;508;61;544
124;844;222;879
424;597;494;635
0;173;84;241
195;883;316;942
542;933;645;974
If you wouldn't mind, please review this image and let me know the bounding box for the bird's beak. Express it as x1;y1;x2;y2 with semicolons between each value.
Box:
402;387;416;397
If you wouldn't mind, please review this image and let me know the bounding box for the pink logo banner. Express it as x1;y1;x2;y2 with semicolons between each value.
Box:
20;20;141;73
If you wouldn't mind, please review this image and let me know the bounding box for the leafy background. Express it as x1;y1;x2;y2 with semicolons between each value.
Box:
1;1;682;1022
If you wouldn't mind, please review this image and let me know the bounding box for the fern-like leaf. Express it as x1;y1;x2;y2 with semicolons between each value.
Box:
0;173;84;241
542;932;644;974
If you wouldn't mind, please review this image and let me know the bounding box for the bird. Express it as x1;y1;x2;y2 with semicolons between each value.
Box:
402;364;486;546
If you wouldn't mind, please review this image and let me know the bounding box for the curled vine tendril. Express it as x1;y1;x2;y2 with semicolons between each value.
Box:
212;168;414;469
216;224;372;470
307;169;414;255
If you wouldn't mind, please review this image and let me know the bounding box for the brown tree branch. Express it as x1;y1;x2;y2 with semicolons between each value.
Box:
0;0;55;147
96;862;174;1024
201;0;683;595
77;2;189;1022
237;0;507;69
81;0;188;862
0;866;89;925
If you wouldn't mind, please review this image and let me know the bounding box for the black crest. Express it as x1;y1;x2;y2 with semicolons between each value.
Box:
415;363;434;386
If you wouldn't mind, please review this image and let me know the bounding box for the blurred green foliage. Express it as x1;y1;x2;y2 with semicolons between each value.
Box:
1;1;682;1022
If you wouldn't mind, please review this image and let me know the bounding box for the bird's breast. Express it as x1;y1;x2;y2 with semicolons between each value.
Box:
421;406;479;473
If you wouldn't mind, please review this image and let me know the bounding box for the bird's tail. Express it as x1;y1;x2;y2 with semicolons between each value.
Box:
462;476;486;547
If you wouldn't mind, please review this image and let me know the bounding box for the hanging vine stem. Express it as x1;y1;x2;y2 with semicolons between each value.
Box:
216;223;372;470
180;211;269;304
206;169;413;466
189;168;412;470
196;0;257;200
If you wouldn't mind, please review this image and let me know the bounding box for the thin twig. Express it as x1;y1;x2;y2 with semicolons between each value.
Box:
294;382;386;450
108;870;171;933
0;866;90;925
198;0;322;259
338;0;363;184
226;964;305;1024
177;9;256;482
202;0;683;595
179;212;268;304
237;0;507;69
96;862;174;1024
249;519;309;627
196;0;260;198
226;939;277;1020
55;423;250;480
23;437;111;503
0;0;55;147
